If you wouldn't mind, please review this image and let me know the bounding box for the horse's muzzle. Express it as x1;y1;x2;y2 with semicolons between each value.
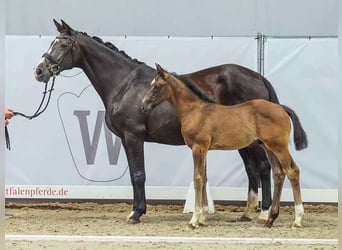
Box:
34;67;50;83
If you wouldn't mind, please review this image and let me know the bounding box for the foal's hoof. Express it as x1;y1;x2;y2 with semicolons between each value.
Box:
264;221;273;228
264;223;272;228
291;222;302;229
188;222;199;229
256;218;267;224
238;215;253;222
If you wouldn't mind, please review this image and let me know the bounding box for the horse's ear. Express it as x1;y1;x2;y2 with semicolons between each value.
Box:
60;19;75;35
155;63;166;78
53;19;64;33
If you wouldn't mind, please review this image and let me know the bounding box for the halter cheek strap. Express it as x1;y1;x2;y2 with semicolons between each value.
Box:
42;36;75;76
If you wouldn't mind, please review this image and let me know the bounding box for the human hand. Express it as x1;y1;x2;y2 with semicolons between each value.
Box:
5;108;15;126
5;109;14;119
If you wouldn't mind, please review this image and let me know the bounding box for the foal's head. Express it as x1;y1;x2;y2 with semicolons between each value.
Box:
141;64;172;112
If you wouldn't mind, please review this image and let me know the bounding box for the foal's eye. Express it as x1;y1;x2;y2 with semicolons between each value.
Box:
60;44;68;48
152;87;160;97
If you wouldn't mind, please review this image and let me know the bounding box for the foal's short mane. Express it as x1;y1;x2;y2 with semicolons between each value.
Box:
171;73;216;103
79;31;144;65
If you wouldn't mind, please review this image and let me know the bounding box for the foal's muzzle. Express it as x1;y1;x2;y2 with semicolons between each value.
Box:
141;102;154;112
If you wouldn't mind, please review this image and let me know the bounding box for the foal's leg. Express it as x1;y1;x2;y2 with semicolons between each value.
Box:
266;148;304;228
280;153;304;228
263;148;285;228
189;145;207;228
199;161;208;225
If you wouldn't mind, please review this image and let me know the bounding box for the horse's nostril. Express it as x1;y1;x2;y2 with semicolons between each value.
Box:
36;68;43;76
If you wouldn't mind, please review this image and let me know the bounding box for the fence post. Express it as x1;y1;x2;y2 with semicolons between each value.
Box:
257;32;266;76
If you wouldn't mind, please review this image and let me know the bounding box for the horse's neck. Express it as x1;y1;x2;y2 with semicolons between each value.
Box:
168;77;204;116
77;37;137;106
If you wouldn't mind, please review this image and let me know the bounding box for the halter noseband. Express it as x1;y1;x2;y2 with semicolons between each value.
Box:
42;35;75;76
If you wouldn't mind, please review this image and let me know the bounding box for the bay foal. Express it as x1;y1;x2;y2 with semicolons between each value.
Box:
142;64;308;228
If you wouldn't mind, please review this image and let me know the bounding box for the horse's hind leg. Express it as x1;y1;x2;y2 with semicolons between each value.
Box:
189;145;207;228
238;146;272;222
238;147;259;221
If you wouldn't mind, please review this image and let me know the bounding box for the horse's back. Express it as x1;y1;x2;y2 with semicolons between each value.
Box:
179;64;274;105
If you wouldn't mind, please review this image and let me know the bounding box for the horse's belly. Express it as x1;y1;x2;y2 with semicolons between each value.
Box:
210;133;255;150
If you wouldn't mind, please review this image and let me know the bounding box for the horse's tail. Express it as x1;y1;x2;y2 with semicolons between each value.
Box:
262;77;280;104
281;105;308;150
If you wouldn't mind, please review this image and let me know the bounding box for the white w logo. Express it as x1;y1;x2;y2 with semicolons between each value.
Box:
73;110;121;165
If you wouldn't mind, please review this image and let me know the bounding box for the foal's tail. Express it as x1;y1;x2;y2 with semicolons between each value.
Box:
281;105;308;150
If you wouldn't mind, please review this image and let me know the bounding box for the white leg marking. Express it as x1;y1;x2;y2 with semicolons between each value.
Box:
243;190;258;219
126;211;135;222
189;211;200;228
293;204;304;228
257;207;270;223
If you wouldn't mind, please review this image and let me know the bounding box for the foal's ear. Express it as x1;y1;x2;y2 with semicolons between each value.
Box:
155;63;167;78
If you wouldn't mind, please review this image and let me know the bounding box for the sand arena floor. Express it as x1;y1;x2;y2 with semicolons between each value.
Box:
5;201;338;250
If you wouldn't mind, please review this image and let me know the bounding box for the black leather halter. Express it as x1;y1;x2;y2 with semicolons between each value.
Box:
42;35;75;76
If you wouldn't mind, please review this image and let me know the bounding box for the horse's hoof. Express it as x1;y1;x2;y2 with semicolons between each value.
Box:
257;209;270;224
238;215;253;222
126;211;141;224
127;218;141;224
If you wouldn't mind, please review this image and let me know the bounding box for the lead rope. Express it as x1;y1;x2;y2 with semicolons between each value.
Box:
5;76;56;150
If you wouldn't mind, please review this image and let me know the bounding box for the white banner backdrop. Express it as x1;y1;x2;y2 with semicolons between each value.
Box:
4;36;337;202
264;38;338;190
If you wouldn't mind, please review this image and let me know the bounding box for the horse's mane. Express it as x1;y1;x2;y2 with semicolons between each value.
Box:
78;32;213;103
79;32;144;65
171;73;215;103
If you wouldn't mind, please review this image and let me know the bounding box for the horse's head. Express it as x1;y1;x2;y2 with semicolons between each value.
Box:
141;64;171;112
34;19;79;83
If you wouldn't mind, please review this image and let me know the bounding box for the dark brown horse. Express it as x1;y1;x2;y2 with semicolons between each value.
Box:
142;64;308;228
34;19;282;224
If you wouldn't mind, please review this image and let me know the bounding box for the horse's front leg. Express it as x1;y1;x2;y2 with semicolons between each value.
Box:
121;134;146;224
189;145;207;228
